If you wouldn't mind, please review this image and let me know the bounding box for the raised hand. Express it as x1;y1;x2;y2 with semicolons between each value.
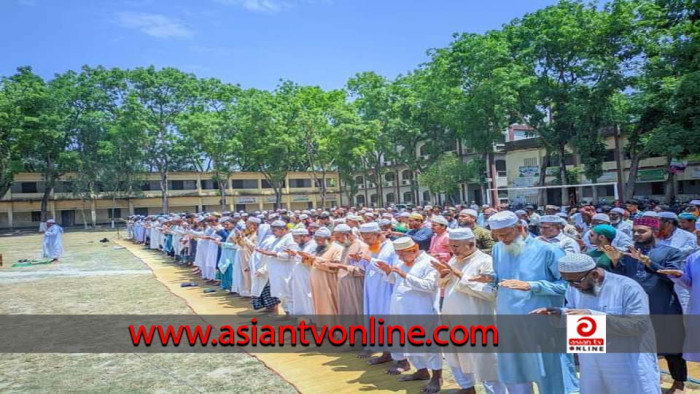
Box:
468;273;495;283
600;245;622;263
529;307;562;315
657;269;683;278
498;279;531;291
374;260;392;275
624;246;651;267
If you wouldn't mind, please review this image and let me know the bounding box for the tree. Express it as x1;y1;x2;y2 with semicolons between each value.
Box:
4;67;78;223
504;0;638;205
429;30;526;204
0;79;23;198
233;88;304;209
123;67;201;214
418;153;473;204
179;78;241;211
629;0;700;202
346;72;394;207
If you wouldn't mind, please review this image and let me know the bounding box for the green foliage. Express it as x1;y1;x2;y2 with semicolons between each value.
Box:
418;154;472;196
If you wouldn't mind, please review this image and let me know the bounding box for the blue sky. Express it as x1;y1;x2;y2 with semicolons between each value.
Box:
0;0;558;90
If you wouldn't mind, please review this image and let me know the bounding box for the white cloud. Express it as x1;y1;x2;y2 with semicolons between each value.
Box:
213;0;290;13
116;12;194;38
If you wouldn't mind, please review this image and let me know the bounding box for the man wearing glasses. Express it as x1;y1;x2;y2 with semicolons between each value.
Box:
531;253;660;394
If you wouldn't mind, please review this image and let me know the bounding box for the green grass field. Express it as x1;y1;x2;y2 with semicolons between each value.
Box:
0;230;295;393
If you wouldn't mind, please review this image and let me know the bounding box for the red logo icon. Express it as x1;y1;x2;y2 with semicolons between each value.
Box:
576;316;597;337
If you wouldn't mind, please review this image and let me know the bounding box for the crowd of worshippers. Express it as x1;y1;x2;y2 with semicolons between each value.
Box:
125;199;700;394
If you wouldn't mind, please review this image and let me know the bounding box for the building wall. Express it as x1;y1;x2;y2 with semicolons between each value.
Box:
503;135;700;205
0;171;341;229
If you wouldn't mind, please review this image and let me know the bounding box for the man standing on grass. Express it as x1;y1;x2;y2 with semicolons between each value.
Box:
42;219;64;263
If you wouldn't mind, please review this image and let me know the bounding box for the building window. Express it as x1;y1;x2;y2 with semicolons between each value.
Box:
171;180;184;190
356;195;365;206
651;182;664;195
401;170;413;180
403;191;413;203
386;193;395;203
423;191;431;202
31;211;41;222
523;158;538;167
370;194;378;205
355;176;364;184
384;173;395;182
107;208;122;219
21;182;38;193
232;179;259;189
134;208;148;216
495;160;507;172
290;179;312;188
604;149;616;162
261;179;285;189
326;178;337;187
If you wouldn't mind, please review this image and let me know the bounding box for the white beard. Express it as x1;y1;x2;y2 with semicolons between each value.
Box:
503;236;526;256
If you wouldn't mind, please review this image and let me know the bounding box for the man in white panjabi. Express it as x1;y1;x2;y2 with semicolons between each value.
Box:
431;228;505;394
42;219;64;262
287;227;317;316
255;220;298;314
532;253;660;394
375;237;442;394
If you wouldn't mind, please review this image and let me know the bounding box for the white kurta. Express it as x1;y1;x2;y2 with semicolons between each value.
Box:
290;240;317;316
266;233;299;307
192;230;208;270
385;251;441;370
564;272;660;394
42;224;64;259
251;235;275;297
203;227;220;280
441;250;499;383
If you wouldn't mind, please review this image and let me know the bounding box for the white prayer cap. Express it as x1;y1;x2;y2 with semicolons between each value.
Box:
269;213;279;219
515;210;528;216
658;211;678;220
291;228;309;235
334;218;347;224
270;220;286;228
690;200;700;206
333;224;352;233
399;212;411;218
425;205;433;210
365;212;375;218
241;212;249;217
592;213;611;223
393;237;416;251
366;208;374;212
488;211;519;230
302;210;311;214
382;213;392;218
540;215;563;224
46;219;56;224
315;227;332;238
432;215;449;226
299;214;309;220
247;217;261;224
460;209;478;218
611;207;626;215
448;228;474;240
378;219;392;227
347;214;361;221
294;210;301;214
558;253;596;273
642;211;659;218
359;222;381;233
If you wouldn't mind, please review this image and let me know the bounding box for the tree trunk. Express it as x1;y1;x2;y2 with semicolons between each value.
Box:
537;152;549;206
320;169;327;208
40;185;52;222
80;202;88;230
159;170;169;214
559;144;568;206
665;171;676;204
624;153;642;202
219;180;227;212
591;183;599;205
